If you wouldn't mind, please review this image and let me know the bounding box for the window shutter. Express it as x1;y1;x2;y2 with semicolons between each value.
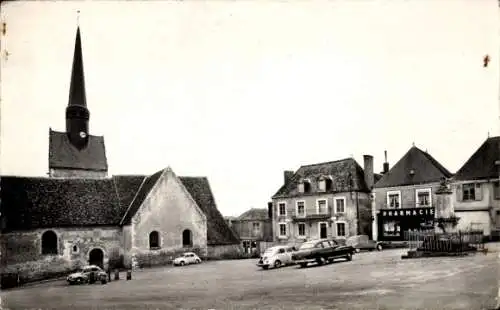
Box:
456;184;462;201
475;183;482;201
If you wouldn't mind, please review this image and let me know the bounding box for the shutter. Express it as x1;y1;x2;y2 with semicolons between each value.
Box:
475;183;482;201
456;184;462;202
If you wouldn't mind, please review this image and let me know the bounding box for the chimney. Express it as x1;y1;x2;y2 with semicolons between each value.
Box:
284;170;294;185
363;155;374;190
383;150;390;174
267;202;273;219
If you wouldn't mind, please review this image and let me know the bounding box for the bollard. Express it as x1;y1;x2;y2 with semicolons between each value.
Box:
126;270;132;281
114;270;120;281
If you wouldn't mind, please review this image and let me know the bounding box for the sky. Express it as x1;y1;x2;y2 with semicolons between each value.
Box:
1;0;499;217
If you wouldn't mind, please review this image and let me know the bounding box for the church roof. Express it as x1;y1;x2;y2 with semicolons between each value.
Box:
272;158;370;199
373;146;452;188
454;136;500;181
0;172;239;245
49;129;108;172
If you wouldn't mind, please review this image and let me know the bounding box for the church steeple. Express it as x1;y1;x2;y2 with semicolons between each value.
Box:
65;23;90;149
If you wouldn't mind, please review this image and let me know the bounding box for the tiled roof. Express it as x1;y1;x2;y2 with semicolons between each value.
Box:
49;130;108;172
180;177;240;245
373;146;452;188
237;208;269;221
0;176;121;231
1;172;239;245
272;158;369;199
454;136;500;181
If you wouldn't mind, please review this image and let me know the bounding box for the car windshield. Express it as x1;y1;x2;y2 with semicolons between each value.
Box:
299;241;317;250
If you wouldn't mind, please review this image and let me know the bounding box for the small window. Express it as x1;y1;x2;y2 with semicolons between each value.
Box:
463;183;476;201
335;198;345;213
296;201;305;217
252;222;260;233
325;178;333;191
387;191;401;208
336;223;346;237
149;231;160;249
72;245;78;253
303;181;311;193
298;223;306;236
317;199;327;214
279;223;287;236
278;203;287;216
494;182;500;200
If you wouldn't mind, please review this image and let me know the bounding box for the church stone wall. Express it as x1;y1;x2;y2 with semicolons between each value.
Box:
49;168;107;179
129;170;208;268
1;227;122;286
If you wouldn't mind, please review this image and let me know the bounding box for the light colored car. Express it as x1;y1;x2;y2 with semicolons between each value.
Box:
346;235;383;252
173;252;202;266
67;265;107;285
256;245;296;270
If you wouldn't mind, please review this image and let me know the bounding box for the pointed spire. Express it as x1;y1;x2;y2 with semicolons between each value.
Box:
68;19;87;107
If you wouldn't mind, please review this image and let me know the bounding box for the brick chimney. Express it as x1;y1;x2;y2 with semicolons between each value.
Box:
363;155;374;190
284;170;294;185
383;150;390;174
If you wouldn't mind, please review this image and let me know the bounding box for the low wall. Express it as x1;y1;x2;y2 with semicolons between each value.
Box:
132;246;207;269
206;244;243;260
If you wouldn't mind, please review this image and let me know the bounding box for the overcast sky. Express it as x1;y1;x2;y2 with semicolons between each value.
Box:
1;0;499;217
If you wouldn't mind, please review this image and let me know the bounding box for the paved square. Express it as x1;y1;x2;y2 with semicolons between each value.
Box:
1;249;498;310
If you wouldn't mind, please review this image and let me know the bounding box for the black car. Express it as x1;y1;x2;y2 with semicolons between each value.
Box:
291;238;356;268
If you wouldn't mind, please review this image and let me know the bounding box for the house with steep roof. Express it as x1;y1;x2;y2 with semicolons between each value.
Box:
372;145;453;241
0;25;240;288
270;155;379;244
452;136;500;239
226;208;273;254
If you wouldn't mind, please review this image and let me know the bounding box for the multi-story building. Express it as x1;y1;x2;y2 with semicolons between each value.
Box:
270;156;379;244
452;136;500;239
372;146;453;241
225;208;273;254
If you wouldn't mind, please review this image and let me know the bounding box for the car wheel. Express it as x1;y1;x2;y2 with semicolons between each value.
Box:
299;263;307;268
376;244;383;251
355;248;360;253
101;279;107;284
76;278;84;284
274;260;282;268
180;261;185;266
328;258;334;264
316;257;325;265
196;259;201;264
346;253;353;261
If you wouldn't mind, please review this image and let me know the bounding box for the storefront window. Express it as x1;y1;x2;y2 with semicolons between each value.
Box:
383;221;401;237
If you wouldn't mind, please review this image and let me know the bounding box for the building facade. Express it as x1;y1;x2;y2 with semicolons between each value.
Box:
270;156;379;245
226;208;273;255
452;137;500;239
0;26;240;288
372;146;453;241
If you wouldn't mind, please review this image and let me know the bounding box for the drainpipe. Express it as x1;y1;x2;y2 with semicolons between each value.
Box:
356;191;360;235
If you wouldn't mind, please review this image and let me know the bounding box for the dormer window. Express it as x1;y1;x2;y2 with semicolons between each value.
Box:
318;175;333;192
298;179;311;193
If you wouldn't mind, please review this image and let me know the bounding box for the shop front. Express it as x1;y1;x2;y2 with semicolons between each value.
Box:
377;207;435;241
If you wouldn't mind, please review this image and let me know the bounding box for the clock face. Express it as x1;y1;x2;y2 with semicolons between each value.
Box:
79;131;87;138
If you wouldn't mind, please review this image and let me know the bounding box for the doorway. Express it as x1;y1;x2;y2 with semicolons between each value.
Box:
89;248;104;269
319;222;328;239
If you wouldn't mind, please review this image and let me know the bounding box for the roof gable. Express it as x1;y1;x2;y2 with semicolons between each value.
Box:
49;130;108;172
272;158;369;198
373;146;452;188
454;136;500;181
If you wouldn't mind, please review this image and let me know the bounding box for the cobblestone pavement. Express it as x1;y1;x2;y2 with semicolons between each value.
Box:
1;248;499;310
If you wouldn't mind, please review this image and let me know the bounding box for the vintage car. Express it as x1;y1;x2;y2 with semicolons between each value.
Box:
346;235;383;252
291;238;355;268
173;252;202;266
256;245;297;270
67;265;108;285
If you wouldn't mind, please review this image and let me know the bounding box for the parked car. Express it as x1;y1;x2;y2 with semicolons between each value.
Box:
291;238;355;268
346;235;383;252
173;252;202;266
67;265;107;285
256;245;297;270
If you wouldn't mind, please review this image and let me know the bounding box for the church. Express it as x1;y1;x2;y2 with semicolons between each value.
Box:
0;26;240;286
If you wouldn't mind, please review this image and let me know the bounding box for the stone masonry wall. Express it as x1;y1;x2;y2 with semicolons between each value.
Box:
49;168;107;179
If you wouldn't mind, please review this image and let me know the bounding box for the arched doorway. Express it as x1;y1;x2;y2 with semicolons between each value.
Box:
89;248;104;269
